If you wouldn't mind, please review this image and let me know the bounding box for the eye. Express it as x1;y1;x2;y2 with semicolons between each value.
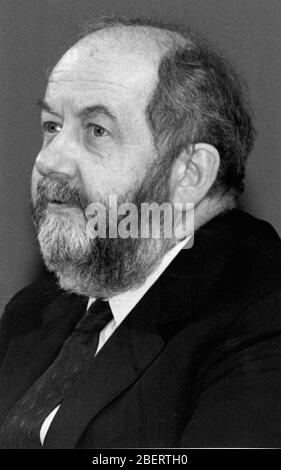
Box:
42;121;62;134
87;124;108;138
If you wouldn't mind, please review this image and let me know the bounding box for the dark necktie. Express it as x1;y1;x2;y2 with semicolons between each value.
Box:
0;299;113;449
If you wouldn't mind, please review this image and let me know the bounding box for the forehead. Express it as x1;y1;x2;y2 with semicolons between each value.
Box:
45;31;163;114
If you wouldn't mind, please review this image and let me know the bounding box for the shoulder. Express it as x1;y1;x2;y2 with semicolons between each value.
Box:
221;210;281;305
210;210;281;336
201;209;281;298
174;208;281;308
192;210;281;381
175;209;281;343
0;273;60;360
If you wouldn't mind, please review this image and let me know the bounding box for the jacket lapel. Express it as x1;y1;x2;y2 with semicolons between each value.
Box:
44;283;165;449
0;294;87;426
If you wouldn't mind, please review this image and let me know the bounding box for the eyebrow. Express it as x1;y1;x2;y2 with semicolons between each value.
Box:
36;99;117;121
79;105;117;121
36;99;59;116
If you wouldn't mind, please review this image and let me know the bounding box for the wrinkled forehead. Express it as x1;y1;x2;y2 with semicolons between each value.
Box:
47;27;174;97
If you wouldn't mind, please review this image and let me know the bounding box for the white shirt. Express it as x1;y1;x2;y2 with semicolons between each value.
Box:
40;236;191;445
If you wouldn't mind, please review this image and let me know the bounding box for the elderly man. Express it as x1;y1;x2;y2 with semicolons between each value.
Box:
0;18;280;449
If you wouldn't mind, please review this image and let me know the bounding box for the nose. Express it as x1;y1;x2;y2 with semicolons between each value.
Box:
34;130;79;180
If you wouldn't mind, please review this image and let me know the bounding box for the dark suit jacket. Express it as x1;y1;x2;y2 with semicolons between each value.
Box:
0;209;281;448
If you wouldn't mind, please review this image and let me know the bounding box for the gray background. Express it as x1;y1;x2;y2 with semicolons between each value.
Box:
0;0;280;314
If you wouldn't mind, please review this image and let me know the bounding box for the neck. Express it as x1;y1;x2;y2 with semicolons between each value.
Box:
193;194;237;231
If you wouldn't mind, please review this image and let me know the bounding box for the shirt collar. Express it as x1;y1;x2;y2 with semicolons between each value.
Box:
87;236;191;326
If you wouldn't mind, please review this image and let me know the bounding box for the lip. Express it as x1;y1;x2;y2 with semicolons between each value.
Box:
47;202;83;214
48;202;74;208
47;202;86;224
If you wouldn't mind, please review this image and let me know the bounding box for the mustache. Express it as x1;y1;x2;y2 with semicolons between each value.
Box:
32;176;89;228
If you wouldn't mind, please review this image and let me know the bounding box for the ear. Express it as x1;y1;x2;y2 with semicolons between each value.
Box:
169;143;220;206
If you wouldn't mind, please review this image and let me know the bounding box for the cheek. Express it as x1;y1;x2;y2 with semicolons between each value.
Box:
80;144;156;201
83;170;131;201
79;162;138;200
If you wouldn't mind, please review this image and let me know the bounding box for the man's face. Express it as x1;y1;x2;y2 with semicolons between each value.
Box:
32;35;160;218
31;32;174;298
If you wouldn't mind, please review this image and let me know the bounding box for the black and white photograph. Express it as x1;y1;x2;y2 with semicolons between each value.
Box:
0;0;280;454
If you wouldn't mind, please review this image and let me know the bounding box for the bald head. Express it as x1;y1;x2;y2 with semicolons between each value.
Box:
75;22;187;64
50;23;187;102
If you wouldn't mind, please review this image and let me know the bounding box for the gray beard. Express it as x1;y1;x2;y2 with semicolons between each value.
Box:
33;157;176;299
37;210;173;299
